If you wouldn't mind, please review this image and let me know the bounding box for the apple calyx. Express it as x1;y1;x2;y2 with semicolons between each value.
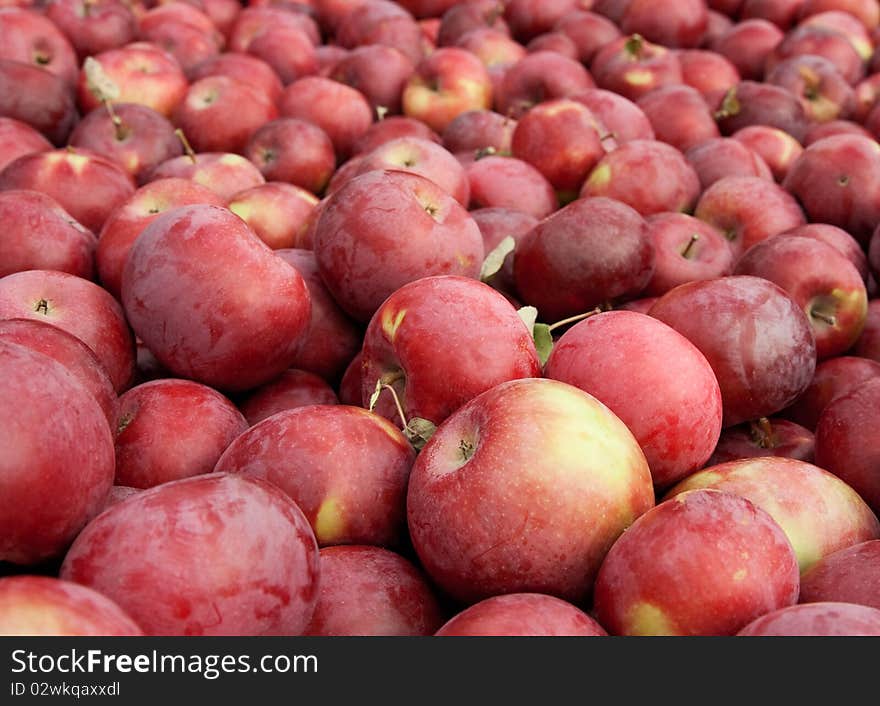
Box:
175;129;197;164
33;299;50;316
681;233;700;259
479;235;515;281
713;87;741;121
376;106;389;121
749;417;777;449
116;411;135;436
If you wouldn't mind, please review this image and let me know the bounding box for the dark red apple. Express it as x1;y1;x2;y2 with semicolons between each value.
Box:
0;7;79;87
189;52;284;105
678;49;741;98
46;0;138;59
147;152;266;201
495;50;595;118
738;602;880;635
0;60;78;146
852;299;880;362
620;0;708;48
766;54;856;123
0;117;51;173
732;125;804;181
799;540;880;609
571;88;656;143
713;81;811;143
554;10;622;64
436;0;510;46
466;154;558;218
351;115;440;156
706;417;816;465
238;369;339;426
638;84;721;153
685;137;773;190
590;34;684;102
329;44;415;115
470;207;538;296
710;19;784;80
442;109;516;156
244;118;335;195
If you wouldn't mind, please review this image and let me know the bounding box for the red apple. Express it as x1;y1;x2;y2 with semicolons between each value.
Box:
304;545;443;636
189;52;284;105
678;49;742;98
313;170;483;322
238;369;339;426
571;88;656;143
738;602;880;635
648;275;816;426
800;0;879;30
766;54;856;123
243;25;317;86
46;0;138;59
799;540;880;609
436;593;607;636
338;350;363;406
525;31;579;60
495;50;595;118
436;0;510;47
351;115;440;156
783;135;880;246
335;1;423;64
228;6;321;52
741;0;807;29
514;197;654;321
0;576;142;636
815;378;880;513
0;190;96;279
713;81;811;143
642;212;734;297
0;318;117;427
731;125;804;181
710;19;784;80
442;109;516;156
546;310;723;489
0;7;79;87
594;489;800;635
244;119;334;194
408;377;654;604
60;473;320;636
466;154;558;218
685;137;773;190
121;204;311;391
581;139;701;216
227;182;319;251
215;404;414;546
0;340;114;565
148;151;265;200
620;0;709;48
470;207;538;296
139;5;223;76
329;45;415;115
591;34;684;103
504;0;578;42
554;10;622;64
0;269;135;392
69;102;182;184
767;25;865;84
0;117;51;173
0;59;78;146
706;417;816;465
852;299;880;361
637;84;721;153
455;27;526;94
96;177;225;299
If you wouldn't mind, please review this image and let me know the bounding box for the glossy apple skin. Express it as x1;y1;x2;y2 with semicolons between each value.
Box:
590;35;684;103
403;47;493;134
546;311;722;489
799;540;880;609
643;213;733;297
495;51;595;118
686;137;773;190
0;318;117;428
273;249;361;384
667;457;879;572
0;7;78;87
637;85;721;153
96;178;225;299
731;125;804;182
466;155;558;219
189;53;283;105
678;49;741;98
0;148;136;234
783;135;880;246
767;26;865;85
361;276;541;427
815;378;880;513
514;197;654;321
581;140;701;216
0;341;114;565
710;19;784;80
352;116;440;156
215;405;414;547
338;350;364;407
330;45;415;115
0;190;96;279
238;369;339;426
228;5;321;53
244;118;335;195
241;25;317;86
0;117;51;173
114;379;247;489
60;473;320;636
648;276;816;427
280;76;373;159
313;170;483;322
443;109;516;156
784;224;869;282
147;152;266;202
122;204;311;392
69;103;182;184
571;88;656;143
766;54;856;124
76;42;188;119
0;59;78;146
471;207;538;296
738;602;880;635
511;99;604;195
227;183;319;252
734;236;867;360
139;8;222;77
351;137;469;206
707;417;816;465
408;377;654;604
695;176;806;257
594;489;799;636
454;27;525;93
713;81;811;144
304;546;443;636
0;576;142;636
620;0;708;48
436;593;607;637
0;269;135;392
45;0;137;59
783;356;880;430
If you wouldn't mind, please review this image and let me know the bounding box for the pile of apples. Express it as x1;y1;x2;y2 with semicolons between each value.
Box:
3;0;880;638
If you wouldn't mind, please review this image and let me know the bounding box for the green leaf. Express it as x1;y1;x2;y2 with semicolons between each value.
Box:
404;417;436;451
480;235;515;282
534;323;554;366
517;305;538;335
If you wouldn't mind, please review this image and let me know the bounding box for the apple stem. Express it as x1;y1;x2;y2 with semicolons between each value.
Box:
381;383;408;429
103;99;128;141
547;307;603;333
175;129;197;164
812;310;837;326
83;0;95;16
600;131;617;142
713;87;741;121
376;105;389;121
750;417;776;449
680;233;700;259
